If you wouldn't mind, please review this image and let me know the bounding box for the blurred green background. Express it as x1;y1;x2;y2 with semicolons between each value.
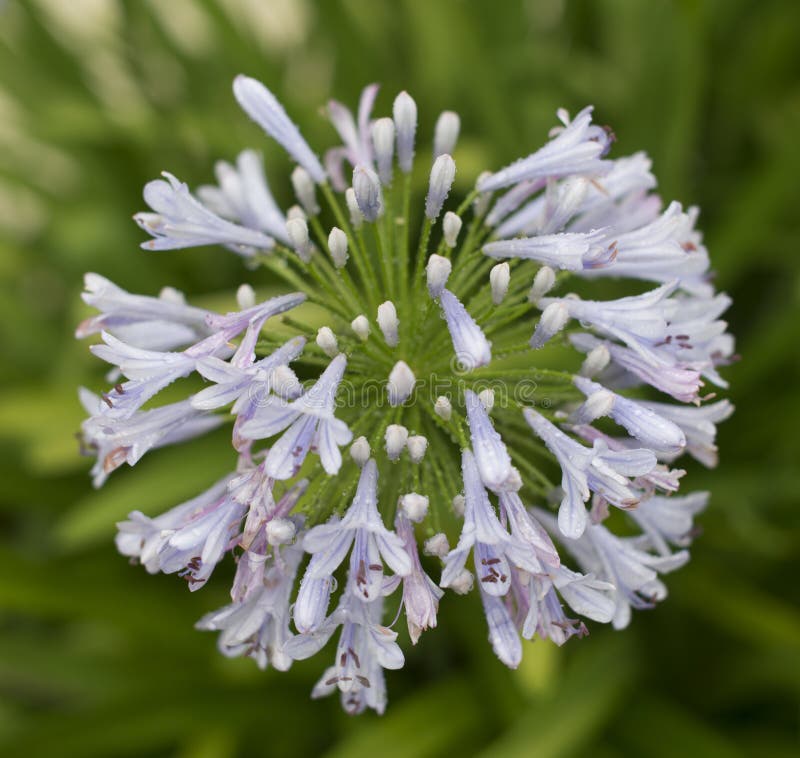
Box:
1;0;798;756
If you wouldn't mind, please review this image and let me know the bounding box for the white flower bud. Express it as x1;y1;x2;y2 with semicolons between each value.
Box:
158;286;186;304
580;344;610;377
286;217;312;262
451;493;465;517
423;533;450;558
489;262;510;305
530;301;570;349
393;91;417;173
316;326;338;357
291;166;319;216
577;389;616;424
426;254;452;297
449;568;474;595
399;492;429;523
443;211;462;248
266;517;296;546
286;204;307;222
474;172;493;216
236;283;256;309
271;365;302;399
529;265;556;302
327;226;348;268
425;154;456;220
433;110;460;158
434;396;452;420
407;435;428;463
350;436;370;466
385;424;409;461
351;314;370;341
353;165;383;222
371;117;395;185
387;360;416;406
345;187;363;229
478;388;495;412
377;301;399;347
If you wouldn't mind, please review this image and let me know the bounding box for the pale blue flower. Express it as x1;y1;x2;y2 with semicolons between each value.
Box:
441;450;544;596
480;587;522;668
80;74;734;715
233;75;326;183
324;84;380;189
196;149;290;243
570;332;703;403
195;531;304;670
573;375;686;454
524;408;656;539
352;165;383;221
292;459;411;631
641;400;734;467
484;228;617;272
629;492;709;556
79;394;222;487
437;289;492;370
238;354;353;478
76;273;213;351
395;513;443;644
135;172;276;254
425;153;456;219
477;106;612;192
533;280;679;352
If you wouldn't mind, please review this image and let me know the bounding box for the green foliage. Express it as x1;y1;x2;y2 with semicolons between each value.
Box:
1;0;798;755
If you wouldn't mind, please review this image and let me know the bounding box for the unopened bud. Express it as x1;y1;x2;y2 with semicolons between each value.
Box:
478;388;495;412
286;217;312;262
266;517;296;546
426;254;452;297
351;314;370;341
271;365;302;399
236;283;256;309
159;286;186;305
399;493;429;523
449;568;474;595
350;436;370;466
530;301;569;349
490;262;510;305
425;154;456;220
316;327;338;357
423;533;450;558
529;266;556;302
580;344;610;377
393;91;417;173
377;301;399;347
353;165;383;222
345;187;363;228
434;396;452;420
291;166;319;216
433;110;460;158
407;435;428;463
443;211;462;248
385;424;409;461
327;227;348;268
286;205;307;222
371;117;395;185
577;389;615;423
451;494;465;517
387;360;416;406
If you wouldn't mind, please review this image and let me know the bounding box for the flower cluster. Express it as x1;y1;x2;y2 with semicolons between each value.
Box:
77;75;733;714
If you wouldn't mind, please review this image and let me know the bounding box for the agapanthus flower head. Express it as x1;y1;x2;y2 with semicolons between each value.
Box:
77;75;734;715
